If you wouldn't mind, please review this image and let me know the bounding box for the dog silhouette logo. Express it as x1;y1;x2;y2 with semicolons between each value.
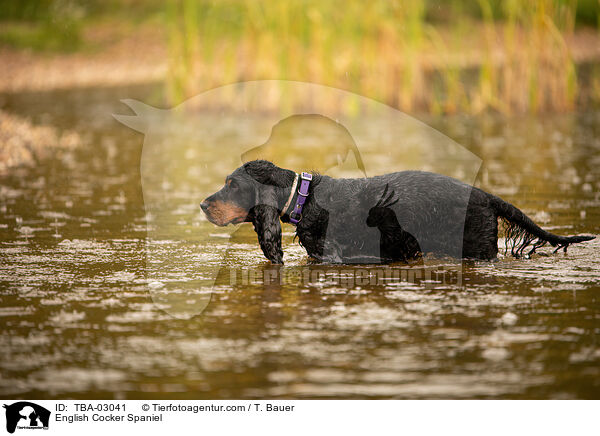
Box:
3;402;50;433
114;80;482;316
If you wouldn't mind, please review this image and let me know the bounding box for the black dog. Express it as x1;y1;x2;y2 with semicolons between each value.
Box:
201;160;594;264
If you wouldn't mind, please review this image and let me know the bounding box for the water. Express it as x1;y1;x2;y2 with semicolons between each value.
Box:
0;85;599;399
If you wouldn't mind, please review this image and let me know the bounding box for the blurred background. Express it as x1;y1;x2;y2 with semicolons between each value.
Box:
1;0;599;112
1;1;600;399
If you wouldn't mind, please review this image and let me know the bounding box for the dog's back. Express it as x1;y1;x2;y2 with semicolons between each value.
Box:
299;170;593;261
299;171;477;261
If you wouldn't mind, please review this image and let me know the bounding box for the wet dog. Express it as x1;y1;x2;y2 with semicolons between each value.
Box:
201;160;594;264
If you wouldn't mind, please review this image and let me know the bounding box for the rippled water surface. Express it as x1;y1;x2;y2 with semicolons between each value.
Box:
0;85;599;399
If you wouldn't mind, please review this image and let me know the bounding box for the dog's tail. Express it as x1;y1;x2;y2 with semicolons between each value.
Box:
490;195;595;257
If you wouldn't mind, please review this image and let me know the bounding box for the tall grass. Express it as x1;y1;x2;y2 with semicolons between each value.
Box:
164;0;596;114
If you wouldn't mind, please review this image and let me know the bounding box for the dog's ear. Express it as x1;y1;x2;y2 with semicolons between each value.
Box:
251;185;283;264
244;161;289;264
252;204;283;264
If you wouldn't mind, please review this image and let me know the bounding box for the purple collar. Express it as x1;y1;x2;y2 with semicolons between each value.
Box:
283;172;312;225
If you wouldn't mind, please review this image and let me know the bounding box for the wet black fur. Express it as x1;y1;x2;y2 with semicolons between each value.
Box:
202;160;595;264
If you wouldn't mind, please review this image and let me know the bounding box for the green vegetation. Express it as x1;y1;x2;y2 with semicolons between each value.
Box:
0;0;163;52
162;0;600;113
0;0;83;51
1;0;599;113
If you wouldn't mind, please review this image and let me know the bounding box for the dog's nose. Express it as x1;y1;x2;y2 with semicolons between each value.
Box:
200;201;209;212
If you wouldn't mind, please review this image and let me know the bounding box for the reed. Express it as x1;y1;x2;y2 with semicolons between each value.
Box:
164;0;598;114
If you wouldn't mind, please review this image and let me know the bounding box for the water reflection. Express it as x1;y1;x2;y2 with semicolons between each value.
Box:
0;84;598;399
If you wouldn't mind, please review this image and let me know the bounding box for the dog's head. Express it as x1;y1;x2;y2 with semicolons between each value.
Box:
200;168;256;226
201;160;295;264
201;160;294;226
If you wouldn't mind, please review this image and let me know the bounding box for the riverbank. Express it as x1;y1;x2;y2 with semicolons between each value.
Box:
0;109;82;173
0;24;166;93
1;23;599;105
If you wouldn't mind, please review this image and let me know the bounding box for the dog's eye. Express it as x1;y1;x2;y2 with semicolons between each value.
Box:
229;180;238;190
